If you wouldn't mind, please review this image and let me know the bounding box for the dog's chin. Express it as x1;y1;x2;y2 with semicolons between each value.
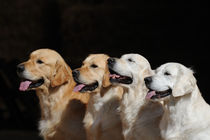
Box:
73;81;99;93
109;68;133;85
145;88;172;101
19;77;45;91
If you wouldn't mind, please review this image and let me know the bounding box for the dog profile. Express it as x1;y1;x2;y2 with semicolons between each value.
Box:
108;54;163;140
145;63;210;140
72;54;124;140
17;49;89;140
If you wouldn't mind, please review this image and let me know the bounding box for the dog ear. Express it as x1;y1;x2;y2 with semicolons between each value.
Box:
142;67;154;78
102;62;111;88
173;69;196;97
51;61;71;87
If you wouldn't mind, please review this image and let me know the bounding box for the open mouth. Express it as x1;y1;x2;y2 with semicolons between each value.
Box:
109;68;133;84
19;78;44;91
146;88;172;100
73;82;98;93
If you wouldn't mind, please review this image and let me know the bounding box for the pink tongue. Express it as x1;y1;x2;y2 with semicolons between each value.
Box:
73;84;86;92
110;74;120;79
146;91;156;99
19;81;32;91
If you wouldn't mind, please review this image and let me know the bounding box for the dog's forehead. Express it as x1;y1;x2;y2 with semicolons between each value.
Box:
30;49;61;63
122;54;151;69
84;54;109;66
157;63;180;74
121;54;135;60
31;49;59;57
121;54;147;62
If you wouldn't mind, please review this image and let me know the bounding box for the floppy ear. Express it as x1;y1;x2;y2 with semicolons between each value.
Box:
142;66;154;78
173;69;196;97
102;62;111;88
50;61;71;87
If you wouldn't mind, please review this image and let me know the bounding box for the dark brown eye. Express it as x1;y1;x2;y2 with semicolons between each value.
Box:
37;59;44;64
164;71;171;76
91;64;98;68
128;58;134;62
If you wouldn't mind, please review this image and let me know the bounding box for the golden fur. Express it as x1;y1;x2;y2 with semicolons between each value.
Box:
18;49;89;140
73;54;124;140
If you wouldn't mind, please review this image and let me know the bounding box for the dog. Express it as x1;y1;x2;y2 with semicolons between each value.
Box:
17;49;89;140
145;62;210;140
108;54;163;140
72;54;124;140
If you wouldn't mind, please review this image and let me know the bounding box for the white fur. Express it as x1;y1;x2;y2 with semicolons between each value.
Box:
149;63;210;140
111;54;163;140
20;69;39;81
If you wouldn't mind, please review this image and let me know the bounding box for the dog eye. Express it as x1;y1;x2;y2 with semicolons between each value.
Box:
128;58;134;62
37;59;44;64
91;64;98;68
164;71;171;76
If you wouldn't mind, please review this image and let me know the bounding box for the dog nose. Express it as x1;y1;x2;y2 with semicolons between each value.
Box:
144;77;152;85
72;70;80;78
107;58;115;67
17;64;25;73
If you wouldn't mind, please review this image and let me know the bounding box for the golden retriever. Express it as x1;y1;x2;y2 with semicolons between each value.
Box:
17;49;89;140
145;63;210;140
72;54;124;140
108;54;163;140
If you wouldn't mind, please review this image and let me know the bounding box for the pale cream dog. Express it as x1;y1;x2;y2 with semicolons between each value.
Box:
108;54;163;140
17;49;89;140
145;63;210;140
72;54;124;140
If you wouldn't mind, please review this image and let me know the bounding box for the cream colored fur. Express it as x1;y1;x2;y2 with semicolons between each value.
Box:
148;63;210;140
73;54;124;140
109;54;163;140
84;86;123;140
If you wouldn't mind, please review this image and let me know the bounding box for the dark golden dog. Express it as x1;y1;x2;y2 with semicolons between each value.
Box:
17;49;89;140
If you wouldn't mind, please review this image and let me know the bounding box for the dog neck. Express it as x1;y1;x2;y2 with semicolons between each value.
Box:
121;81;148;108
120;81;149;136
84;85;122;129
160;86;210;138
88;85;122;114
36;77;89;138
36;81;72;119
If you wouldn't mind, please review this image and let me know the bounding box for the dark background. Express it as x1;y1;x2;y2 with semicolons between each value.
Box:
0;0;209;139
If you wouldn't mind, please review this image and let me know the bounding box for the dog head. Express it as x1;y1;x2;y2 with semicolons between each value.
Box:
145;63;196;101
17;49;71;92
108;54;153;88
72;54;111;93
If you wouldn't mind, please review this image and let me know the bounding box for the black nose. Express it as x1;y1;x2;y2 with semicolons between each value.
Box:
17;64;25;73
144;77;152;85
72;70;80;79
107;58;115;67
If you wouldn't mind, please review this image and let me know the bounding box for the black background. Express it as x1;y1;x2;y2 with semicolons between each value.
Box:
0;0;209;139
